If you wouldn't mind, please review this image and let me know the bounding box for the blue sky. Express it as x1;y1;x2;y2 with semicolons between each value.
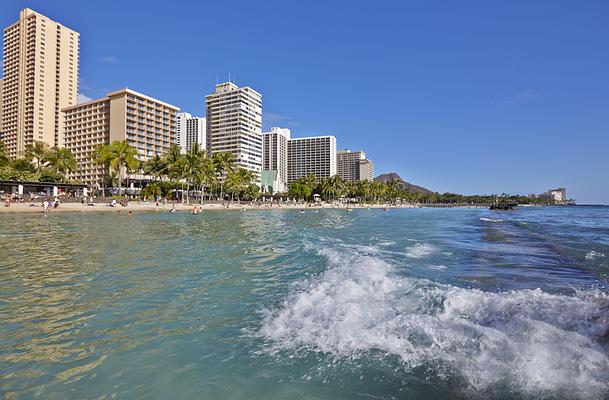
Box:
3;0;608;204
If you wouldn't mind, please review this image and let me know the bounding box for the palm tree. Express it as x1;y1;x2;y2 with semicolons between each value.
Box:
44;147;77;180
96;140;139;195
144;154;168;182
328;175;344;203
184;143;206;204
163;144;187;202
196;157;217;204
225;167;254;202
25;141;50;172
212;152;235;201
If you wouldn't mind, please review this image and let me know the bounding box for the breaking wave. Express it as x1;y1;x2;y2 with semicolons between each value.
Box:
260;245;609;399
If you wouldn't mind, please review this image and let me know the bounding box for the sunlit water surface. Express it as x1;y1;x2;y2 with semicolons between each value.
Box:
1;206;609;399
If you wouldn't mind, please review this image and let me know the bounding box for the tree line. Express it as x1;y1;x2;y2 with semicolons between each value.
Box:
1;139;557;205
0;141;76;182
289;174;553;205
95;140;259;203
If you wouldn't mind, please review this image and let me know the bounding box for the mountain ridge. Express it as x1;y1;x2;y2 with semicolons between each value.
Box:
374;172;431;194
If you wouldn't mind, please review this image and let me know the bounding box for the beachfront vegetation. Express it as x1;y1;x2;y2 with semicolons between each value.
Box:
0;139;558;205
0;140;76;183
96;140;139;196
137;143;260;203
288;174;552;205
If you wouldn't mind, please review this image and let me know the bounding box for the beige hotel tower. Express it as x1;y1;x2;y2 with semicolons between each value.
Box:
62;89;178;185
1;8;79;158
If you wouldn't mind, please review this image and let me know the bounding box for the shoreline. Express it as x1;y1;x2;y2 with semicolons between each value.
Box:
0;202;490;214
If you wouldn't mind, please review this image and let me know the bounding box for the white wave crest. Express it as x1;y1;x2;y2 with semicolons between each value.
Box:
586;250;605;260
260;247;609;398
405;243;435;259
480;217;503;223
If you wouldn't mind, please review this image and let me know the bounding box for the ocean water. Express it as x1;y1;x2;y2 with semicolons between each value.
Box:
1;206;608;399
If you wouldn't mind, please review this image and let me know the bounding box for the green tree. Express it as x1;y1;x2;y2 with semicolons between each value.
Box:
195;157;217;203
96;140;139;195
225;167;254;202
44;147;76;180
212;152;235;201
164;144;187;202
184;143;206;204
142;183;161;201
25;141;50;172
144;154;168;182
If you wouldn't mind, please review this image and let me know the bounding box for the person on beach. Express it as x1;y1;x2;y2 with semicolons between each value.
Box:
43;200;49;213
111;199;117;207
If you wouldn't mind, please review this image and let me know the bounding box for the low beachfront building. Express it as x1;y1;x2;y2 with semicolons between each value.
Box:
62;88;179;185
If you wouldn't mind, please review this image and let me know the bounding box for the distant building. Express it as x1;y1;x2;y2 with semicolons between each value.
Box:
205;82;262;177
358;158;374;182
176;112;205;153
62;88;179;185
262;127;290;193
287;135;336;184
2;8;79;158
336;149;374;182
548;188;566;203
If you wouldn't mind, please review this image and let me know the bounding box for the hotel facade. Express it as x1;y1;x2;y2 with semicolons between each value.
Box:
337;149;374;182
1;8;79;158
261;127;290;193
287;135;336;184
205;82;262;176
62;88;178;185
176;112;206;154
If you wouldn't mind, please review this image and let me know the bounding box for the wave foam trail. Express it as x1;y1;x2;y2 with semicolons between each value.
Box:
405;243;435;258
260;246;609;399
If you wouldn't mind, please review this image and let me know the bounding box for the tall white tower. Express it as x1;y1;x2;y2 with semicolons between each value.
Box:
205;82;262;176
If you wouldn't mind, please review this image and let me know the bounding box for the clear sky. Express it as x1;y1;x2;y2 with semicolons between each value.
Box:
3;0;608;204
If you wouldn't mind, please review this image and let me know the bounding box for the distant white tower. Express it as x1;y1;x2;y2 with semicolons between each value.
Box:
176;112;206;153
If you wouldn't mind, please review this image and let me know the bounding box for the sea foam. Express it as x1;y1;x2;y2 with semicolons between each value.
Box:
260;245;609;399
405;243;435;258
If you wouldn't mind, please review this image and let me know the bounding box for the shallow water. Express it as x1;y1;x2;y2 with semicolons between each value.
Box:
1;206;608;399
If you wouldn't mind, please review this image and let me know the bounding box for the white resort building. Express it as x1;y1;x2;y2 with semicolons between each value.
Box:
205;82;263;178
176;112;205;153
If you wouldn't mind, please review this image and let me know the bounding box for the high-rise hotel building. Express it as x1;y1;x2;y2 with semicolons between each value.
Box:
287;135;336;184
1;8;79;158
337;149;374;182
62;88;178;184
262;127;290;192
205;82;262;176
176;112;206;154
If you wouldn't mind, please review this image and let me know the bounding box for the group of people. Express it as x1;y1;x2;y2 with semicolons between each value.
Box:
42;197;61;213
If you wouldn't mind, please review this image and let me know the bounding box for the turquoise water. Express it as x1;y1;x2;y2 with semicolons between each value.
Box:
1;207;608;399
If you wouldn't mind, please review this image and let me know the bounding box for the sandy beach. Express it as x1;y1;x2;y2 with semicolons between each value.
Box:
0;201;421;214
